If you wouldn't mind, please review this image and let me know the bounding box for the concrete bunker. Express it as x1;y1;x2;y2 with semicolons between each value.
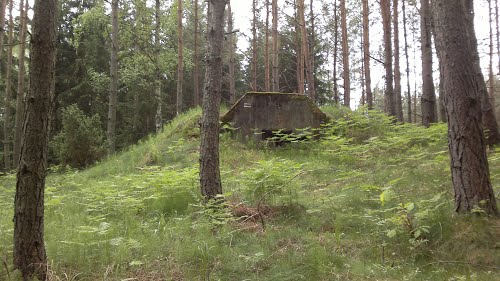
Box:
221;92;329;143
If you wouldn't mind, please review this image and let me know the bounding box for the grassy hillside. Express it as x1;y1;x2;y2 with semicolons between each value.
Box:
1;107;499;280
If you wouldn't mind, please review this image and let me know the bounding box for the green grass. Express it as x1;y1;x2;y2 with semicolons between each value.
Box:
1;106;499;280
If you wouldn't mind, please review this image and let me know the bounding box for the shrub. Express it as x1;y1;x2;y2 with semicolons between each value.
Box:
51;104;105;168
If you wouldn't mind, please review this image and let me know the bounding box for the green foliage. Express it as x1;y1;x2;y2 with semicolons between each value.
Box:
2;108;499;280
51;105;105;168
239;158;302;204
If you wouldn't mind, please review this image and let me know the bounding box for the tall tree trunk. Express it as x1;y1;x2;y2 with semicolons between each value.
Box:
3;0;13;171
176;0;184;115
333;0;339;104
360;34;365;105
381;0;395;116
298;0;314;101
0;0;7;86
107;0;119;154
432;0;499;216
272;0;279;92
13;0;57;278
155;0;162;132
194;0;200;106
309;0;316;100
463;0;500;145
228;1;236;104
14;0;28;168
265;0;270;91
402;0;412;121
393;0;403;122
489;0;496;120
496;0;500;79
296;0;304;94
200;0;226;199
362;0;373;109
420;0;437;127
340;0;350;107
252;0;258;91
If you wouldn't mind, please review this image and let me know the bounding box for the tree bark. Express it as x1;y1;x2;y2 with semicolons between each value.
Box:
176;0;184;115
432;0;499;216
402;0;412;122
333;0;339;104
13;0;57;278
200;0;226;199
362;0;373;109
298;0;314;101
309;0;316;101
340;0;350;107
295;0;304;94
272;0;279;92
496;0;500;78
14;0;28;168
420;0;437;127
252;0;258;91
463;0;500;145
489;0;496;123
3;0;13;171
393;0;403;122
228;1;236;104
194;0;200;106
154;0;163;132
381;0;395;116
107;0;119;154
265;0;270;91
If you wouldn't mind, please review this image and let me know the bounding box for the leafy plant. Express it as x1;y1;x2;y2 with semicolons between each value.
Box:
51;104;106;169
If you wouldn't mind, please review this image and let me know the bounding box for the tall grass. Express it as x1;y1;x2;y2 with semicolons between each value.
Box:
0;106;499;280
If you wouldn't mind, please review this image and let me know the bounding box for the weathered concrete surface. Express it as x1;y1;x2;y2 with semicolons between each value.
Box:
221;92;329;140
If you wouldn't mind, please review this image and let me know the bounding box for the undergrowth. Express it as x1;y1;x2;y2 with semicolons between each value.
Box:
0;106;499;280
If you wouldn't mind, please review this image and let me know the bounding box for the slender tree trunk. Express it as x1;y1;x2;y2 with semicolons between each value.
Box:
309;0;316;100
432;0;499;216
393;0;403;122
3;0;13;171
298;0;314;101
420;0;437;127
402;0;412;122
13;0;57;278
155;0;163;131
228;1;236;104
296;0;304;94
200;0;226;199
340;0;349;107
489;0;496;119
362;0;373;109
265;0;270;91
0;0;7;84
333;0;339;104
14;0;28;168
252;0;258;91
272;0;279;92
360;34;365;105
496;0;500;78
194;0;200;106
107;0;119;154
176;0;184;115
381;0;395;116
463;0;500;145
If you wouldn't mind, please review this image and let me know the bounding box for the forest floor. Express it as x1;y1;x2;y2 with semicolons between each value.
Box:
1;107;499;281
